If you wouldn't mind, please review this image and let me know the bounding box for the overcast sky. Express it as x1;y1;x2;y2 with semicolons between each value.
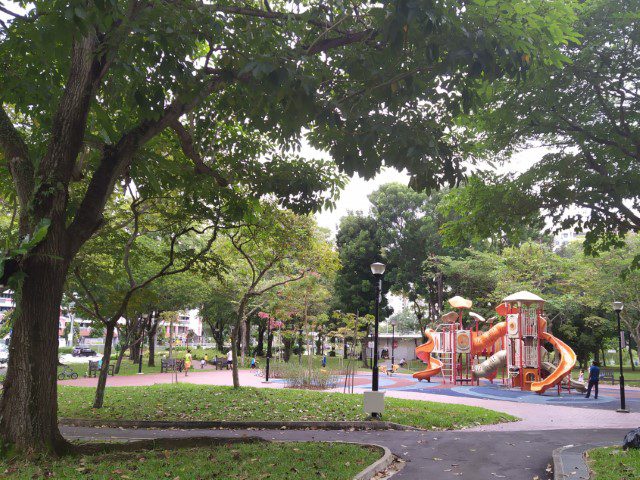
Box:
313;145;550;235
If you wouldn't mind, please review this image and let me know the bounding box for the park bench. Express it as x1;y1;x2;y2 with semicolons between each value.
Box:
161;358;176;373
600;370;615;385
215;356;228;370
88;360;114;378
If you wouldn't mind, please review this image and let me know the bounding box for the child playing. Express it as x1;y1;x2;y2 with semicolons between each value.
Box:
578;369;584;383
250;357;257;369
184;349;192;376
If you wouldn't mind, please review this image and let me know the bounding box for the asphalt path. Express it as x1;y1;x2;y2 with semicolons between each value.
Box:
61;426;629;480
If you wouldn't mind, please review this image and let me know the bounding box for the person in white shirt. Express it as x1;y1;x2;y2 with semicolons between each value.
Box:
226;350;233;368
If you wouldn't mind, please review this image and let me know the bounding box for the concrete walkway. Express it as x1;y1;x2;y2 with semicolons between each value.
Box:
61;425;629;480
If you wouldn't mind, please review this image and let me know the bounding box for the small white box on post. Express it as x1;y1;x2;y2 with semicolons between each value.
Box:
363;391;385;416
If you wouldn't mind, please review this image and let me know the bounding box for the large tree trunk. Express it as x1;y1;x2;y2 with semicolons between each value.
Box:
243;315;251;358
283;337;293;362
0;253;71;454
231;322;240;388
256;322;266;356
600;347;607;367
93;323;115;408
114;342;128;374
214;322;225;351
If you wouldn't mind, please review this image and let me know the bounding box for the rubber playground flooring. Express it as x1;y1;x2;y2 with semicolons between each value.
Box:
334;373;640;411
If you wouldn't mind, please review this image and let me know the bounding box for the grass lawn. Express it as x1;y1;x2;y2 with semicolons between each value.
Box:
58;384;517;429
0;442;380;479
587;446;640;480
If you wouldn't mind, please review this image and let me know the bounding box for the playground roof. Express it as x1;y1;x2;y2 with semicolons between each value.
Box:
448;296;473;309
503;290;545;303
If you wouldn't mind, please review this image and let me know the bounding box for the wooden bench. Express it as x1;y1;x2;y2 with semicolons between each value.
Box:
600;370;615;385
88;360;114;377
215;356;229;370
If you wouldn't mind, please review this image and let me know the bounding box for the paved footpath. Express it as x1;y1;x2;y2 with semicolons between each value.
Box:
62;425;629;480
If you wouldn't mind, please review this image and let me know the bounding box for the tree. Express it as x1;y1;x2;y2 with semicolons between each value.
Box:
68;187;222;408
0;0;577;453
565;235;640;364
370;184;462;330
200;289;236;352
448;0;640;262
334;213;392;318
211;206;331;387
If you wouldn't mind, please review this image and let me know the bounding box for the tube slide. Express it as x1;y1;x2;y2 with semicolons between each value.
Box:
471;321;507;355
541;361;586;393
472;350;507;379
413;329;442;381
530;331;577;394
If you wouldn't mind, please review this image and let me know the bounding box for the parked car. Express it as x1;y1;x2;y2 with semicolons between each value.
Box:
0;344;8;364
71;347;97;357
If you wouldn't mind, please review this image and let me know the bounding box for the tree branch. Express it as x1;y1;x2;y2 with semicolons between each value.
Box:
170;120;229;187
0;104;34;234
66;74;227;253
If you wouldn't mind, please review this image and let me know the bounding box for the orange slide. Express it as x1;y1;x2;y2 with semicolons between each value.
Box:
470;321;506;355
412;329;442;381
531;330;577;393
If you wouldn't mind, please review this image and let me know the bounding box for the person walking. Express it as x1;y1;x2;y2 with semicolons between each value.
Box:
585;361;600;399
321;354;327;368
184;349;192;377
227;349;233;369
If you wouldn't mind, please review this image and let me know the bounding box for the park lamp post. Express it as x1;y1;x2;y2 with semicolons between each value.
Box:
390;317;397;367
613;302;629;413
363;261;386;420
265;317;273;383
138;313;149;375
370;262;385;393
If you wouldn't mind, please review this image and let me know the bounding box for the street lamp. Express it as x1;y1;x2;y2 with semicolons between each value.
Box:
370;262;385;395
390;317;397;367
265;318;273;382
613;302;629;412
138;313;149;375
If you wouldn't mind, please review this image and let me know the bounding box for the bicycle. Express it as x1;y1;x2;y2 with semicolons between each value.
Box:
57;365;78;380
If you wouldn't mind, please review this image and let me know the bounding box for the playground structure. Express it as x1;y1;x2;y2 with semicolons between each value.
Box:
413;291;586;394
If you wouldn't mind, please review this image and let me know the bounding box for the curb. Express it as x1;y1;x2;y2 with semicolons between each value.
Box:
353;444;395;480
552;441;619;480
59;418;420;431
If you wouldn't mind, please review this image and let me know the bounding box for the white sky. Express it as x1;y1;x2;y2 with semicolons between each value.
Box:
313;145;550;235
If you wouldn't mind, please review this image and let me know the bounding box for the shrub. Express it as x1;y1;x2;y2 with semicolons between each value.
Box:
271;363;339;389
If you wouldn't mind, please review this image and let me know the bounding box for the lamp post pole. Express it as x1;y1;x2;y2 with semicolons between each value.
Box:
370;262;386;396
265;319;273;382
138;313;149;375
391;319;397;367
613;302;628;412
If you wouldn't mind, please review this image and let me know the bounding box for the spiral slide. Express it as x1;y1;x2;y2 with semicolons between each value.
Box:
541;361;587;393
531;331;577;394
413;330;442;381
